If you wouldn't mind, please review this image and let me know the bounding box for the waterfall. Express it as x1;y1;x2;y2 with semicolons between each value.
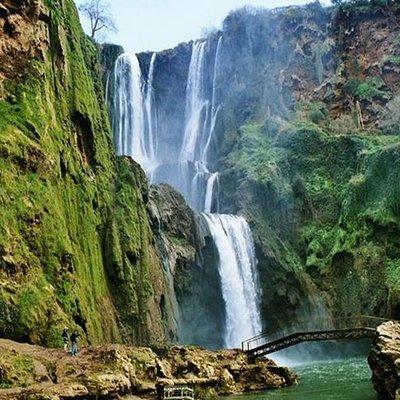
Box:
204;172;219;213
180;41;208;162
113;53;156;172
203;36;223;164
145;52;157;162
111;36;262;349
203;214;262;348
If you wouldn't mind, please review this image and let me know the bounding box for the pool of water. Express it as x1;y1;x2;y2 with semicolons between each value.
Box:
230;358;377;400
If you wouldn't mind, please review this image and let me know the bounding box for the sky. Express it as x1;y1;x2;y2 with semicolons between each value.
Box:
75;0;330;53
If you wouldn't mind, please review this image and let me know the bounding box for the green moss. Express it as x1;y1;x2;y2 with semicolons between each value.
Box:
0;353;37;389
0;0;158;346
103;157;160;345
228;114;400;317
227;123;290;192
354;77;389;101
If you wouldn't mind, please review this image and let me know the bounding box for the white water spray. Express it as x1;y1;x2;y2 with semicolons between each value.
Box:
113;53;158;172
204;172;219;213
180;41;208;162
145;52;157;161
203;214;262;348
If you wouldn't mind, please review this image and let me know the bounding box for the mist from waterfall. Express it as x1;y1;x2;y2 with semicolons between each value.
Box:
111;38;262;349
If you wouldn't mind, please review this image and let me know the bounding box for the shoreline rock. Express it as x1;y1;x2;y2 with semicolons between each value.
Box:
0;339;297;400
368;321;400;400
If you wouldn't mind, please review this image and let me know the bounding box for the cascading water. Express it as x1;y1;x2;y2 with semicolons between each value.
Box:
111;37;262;349
203;36;223;163
113;53;157;172
203;214;262;348
204;172;219;214
180;41;208;162
145;52;157;162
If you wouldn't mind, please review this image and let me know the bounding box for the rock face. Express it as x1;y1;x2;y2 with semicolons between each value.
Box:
0;0;179;347
369;321;400;400
126;1;400;332
149;185;225;349
0;339;297;399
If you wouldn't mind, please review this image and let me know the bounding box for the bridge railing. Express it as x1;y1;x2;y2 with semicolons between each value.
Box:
163;385;194;400
242;315;388;352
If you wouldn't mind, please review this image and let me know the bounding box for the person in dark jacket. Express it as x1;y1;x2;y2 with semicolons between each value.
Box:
62;328;69;353
70;330;80;356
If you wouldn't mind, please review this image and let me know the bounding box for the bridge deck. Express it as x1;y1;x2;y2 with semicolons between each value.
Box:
242;316;388;358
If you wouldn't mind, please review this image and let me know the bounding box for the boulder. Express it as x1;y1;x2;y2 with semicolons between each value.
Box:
368;321;400;400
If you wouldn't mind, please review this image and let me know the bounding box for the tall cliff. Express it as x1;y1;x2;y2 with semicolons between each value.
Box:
2;0;400;350
116;0;400;332
0;0;188;347
218;1;400;323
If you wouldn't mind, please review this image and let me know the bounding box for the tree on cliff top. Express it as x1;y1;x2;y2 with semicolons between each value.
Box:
79;0;117;40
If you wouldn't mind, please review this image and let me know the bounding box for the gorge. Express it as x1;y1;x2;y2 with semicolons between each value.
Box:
110;36;263;348
1;0;400;398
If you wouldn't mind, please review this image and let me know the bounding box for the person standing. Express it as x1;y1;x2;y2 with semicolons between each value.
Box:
62;328;69;353
70;330;80;356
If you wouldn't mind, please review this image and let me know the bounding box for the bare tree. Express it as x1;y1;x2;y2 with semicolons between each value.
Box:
79;0;117;40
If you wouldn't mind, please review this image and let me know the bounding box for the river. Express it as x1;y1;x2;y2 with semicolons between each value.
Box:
229;358;377;400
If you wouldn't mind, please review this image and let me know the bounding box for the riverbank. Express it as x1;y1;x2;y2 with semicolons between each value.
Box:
0;339;296;400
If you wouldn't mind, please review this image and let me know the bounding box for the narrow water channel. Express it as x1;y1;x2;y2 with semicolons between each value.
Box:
230;358;377;400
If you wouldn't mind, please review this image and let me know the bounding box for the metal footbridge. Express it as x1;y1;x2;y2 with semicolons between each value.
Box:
242;316;388;358
163;385;194;400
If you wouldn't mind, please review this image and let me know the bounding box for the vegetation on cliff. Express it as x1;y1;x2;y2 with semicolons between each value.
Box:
225;111;400;322
209;0;400;326
0;0;173;347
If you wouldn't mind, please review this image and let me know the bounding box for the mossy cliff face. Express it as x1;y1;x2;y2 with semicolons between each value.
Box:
104;157;180;346
223;121;400;326
127;1;400;331
0;0;175;347
217;2;400;325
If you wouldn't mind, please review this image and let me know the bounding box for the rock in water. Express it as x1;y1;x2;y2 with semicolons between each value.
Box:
369;321;400;400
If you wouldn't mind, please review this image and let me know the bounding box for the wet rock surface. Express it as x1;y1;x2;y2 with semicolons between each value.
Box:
0;339;297;400
369;321;400;400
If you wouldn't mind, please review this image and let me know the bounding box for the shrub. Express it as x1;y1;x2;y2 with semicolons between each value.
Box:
341;0;391;12
295;101;329;125
344;78;363;96
261;116;281;138
346;76;389;102
329;114;359;135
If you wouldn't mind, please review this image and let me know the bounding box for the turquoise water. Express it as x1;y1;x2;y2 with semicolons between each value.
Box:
230;358;377;400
